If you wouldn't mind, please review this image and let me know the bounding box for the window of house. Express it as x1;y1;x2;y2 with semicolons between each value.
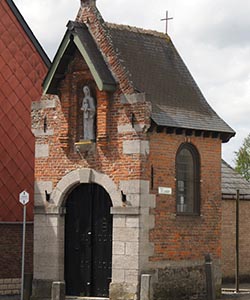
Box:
176;143;200;215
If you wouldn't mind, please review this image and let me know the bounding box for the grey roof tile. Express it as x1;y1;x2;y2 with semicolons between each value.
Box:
221;160;250;197
106;23;235;141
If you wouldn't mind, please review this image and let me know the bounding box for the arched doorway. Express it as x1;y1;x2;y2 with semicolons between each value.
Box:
64;183;113;297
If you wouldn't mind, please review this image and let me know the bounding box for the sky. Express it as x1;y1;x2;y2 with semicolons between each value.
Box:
15;0;250;166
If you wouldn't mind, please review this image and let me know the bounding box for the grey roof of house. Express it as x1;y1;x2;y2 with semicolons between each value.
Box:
221;160;250;199
106;23;235;142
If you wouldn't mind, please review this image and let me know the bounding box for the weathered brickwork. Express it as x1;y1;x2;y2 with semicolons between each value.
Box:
33;68;151;190
76;3;134;95
222;199;250;281
32;49;151;300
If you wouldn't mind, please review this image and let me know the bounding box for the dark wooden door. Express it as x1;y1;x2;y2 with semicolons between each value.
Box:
65;183;113;297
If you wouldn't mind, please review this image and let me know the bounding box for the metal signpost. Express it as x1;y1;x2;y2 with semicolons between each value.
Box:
19;191;29;300
235;189;240;293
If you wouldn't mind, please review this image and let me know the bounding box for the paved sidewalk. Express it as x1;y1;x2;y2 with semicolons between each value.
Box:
220;283;250;299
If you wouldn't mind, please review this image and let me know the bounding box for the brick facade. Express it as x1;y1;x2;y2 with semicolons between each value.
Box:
32;53;151;299
147;132;222;299
149;133;222;261
31;1;229;299
32;74;222;300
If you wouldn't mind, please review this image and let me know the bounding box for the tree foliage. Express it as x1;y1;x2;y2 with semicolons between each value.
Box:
234;133;250;181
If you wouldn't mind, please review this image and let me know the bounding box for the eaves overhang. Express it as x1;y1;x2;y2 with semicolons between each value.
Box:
43;21;116;95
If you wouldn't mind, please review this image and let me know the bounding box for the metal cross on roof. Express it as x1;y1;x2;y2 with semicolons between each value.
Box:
161;11;173;34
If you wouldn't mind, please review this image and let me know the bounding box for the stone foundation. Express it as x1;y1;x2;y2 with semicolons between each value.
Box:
150;260;221;300
153;265;206;300
110;282;138;300
31;279;53;300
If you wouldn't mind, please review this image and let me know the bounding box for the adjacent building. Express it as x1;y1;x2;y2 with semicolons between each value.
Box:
0;0;49;296
221;160;250;282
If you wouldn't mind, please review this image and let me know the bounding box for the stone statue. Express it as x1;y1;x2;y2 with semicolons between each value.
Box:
81;86;96;140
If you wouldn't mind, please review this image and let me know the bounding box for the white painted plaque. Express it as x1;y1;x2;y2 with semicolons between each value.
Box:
158;187;172;195
19;191;29;205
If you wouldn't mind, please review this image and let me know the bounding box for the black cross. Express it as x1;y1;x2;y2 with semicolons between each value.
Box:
161;11;173;34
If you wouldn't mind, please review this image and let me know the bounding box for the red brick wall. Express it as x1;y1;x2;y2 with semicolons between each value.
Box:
222;199;250;280
76;4;134;94
0;224;33;278
148;132;222;261
34;57;151;188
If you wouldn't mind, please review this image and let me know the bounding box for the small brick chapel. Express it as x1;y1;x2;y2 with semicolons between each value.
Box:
31;1;235;299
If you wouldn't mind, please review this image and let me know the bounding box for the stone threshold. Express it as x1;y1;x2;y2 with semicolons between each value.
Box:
66;297;109;300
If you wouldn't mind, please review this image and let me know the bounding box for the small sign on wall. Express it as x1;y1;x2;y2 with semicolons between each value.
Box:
158;187;172;195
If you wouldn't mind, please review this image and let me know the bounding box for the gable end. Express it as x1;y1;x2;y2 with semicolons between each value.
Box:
43;21;116;95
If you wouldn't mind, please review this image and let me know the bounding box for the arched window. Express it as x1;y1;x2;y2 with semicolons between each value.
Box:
176;143;200;215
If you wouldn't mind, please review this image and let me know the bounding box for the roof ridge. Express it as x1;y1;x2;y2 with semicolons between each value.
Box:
105;22;171;40
222;159;234;170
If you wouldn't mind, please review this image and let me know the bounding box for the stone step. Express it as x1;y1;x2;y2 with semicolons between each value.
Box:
66;297;109;300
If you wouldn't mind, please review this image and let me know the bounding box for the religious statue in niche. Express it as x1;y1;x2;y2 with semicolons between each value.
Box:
81;85;96;140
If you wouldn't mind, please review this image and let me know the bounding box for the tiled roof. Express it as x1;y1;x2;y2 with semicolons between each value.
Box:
221;160;250;199
106;23;235;142
0;0;49;221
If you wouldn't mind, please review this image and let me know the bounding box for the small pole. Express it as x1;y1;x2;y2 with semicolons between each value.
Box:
21;204;26;300
235;189;240;293
205;254;216;300
19;191;29;300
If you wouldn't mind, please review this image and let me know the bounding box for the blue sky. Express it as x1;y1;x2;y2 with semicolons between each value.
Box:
15;0;250;165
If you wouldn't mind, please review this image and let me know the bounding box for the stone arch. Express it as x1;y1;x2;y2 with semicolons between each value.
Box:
51;168;121;207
